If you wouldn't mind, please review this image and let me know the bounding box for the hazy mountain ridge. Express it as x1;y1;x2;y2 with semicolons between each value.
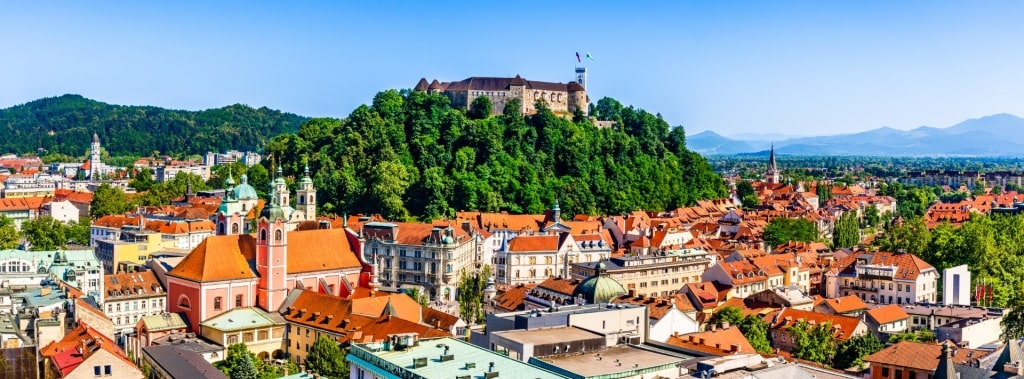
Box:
688;114;1024;157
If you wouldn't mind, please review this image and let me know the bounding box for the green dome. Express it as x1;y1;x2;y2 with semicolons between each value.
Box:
261;203;286;221
235;174;259;200
572;261;626;304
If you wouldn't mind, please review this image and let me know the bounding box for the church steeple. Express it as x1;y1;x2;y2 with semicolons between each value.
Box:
766;143;781;185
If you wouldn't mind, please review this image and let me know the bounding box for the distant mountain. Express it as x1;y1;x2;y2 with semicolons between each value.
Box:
697;114;1024;157
0;94;307;157
687;131;755;155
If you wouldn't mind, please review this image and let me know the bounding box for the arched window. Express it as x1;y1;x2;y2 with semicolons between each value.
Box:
308;195;313;204
218;223;225;235
260;229;267;242
275;230;282;241
177;295;191;310
231;223;239;234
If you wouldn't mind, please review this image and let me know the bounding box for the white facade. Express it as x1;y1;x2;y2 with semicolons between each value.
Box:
648;307;699;343
41;199;80;224
943;264;971;306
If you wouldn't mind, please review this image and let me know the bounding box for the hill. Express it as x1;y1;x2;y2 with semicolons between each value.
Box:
265;93;727;220
0;94;307;157
700;114;1024;157
687;131;755;155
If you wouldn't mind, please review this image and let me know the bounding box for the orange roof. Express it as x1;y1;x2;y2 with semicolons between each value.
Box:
612;293;695;320
168;234;258;282
665;326;756;356
494;284;534;311
40;323;133;376
534;277;579;296
865;304;910;325
816;295;868;314
864;341;987;371
831;251;935;280
507;235;560;252
286;228;362;273
281;290;360;335
337;314;450;345
104;271;163;300
765;308;863;341
422;307;460;330
0;196;51;211
54;189;94;204
351;294;422;323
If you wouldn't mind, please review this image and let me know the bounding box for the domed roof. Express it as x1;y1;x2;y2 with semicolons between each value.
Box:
261;201;286;221
235;174;259;200
572;261;626;305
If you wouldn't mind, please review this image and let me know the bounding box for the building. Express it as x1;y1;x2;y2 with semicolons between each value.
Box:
863;341;992;379
199;307;285;360
348;335;570;379
611;292;699;343
127;313;189;363
102;271;166;342
362;221;476;301
943;265;971;306
95;228;167;274
824;250;940;305
764;308;868;354
529;344;690;379
166;217;365;333
813;295;868;317
141;344;228;379
766;144;781;185
572;262;627;305
0;196;46;229
902;303;1006;331
494;233;581;288
414;71;588;117
665;325;756;356
864;304;910;340
39;323;143;379
2;172;59;198
935;316;1004;349
83;133;117;181
701;260;771;299
0;249;104;299
572;249;714;298
480;303;648;353
41;200;80;224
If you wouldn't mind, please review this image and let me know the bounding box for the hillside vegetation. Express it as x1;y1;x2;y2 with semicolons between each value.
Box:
265;91;727;220
0;94;306;156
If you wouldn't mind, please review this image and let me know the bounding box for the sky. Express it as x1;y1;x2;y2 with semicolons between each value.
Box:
2;1;1023;137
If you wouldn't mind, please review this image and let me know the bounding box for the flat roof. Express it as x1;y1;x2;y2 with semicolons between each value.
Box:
350;336;568;379
494;302;643;321
537;345;685;378
494;327;603;345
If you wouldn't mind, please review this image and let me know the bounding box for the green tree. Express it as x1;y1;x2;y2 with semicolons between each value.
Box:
305;335;348;378
0;216;19;249
863;205;881;228
789;320;836;364
738;314;772;354
66;218;91;246
709;306;744;327
876;217;931;256
736;181;755;201
129;167;156;192
369;160;411;220
21;217;66;251
833;211;860;248
231;351;259;379
467;96;493;120
1001;290;1024;341
90;183;132;217
762;218;818;248
404;287;428;307
816;181;832;207
457;265;492;325
833;333;883;370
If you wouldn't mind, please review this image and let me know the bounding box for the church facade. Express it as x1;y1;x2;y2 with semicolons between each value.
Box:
414;69;589;116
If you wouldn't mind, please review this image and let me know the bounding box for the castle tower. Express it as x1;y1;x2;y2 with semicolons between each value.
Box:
766;143;781;185
574;67;588;90
295;164;316;221
256;180;288;312
90;133;102;180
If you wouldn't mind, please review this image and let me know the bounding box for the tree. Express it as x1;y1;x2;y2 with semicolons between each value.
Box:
741;194;761;209
66;218;91;246
90;183;132;217
816;181;832;207
833;333;883;370
709;306;744;327
305;335;348;378
21;217;67;251
789;320;837;364
457;265;492;325
762;218;818;248
403;287;428;307
863;204;881;228
1002;290;1024;341
467;96;493;120
0;216;19;249
887;329;936;344
876;217;931;256
833;212;860;248
738;314;772;354
231;351;259;379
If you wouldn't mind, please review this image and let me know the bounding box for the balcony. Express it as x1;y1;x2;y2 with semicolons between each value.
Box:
846;284;879;292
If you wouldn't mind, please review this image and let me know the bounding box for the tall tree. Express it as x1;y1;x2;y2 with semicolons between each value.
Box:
467;96;493;120
763;218;818;248
789;320;837;364
833;211;860;248
305;335;348;379
90;183;132;217
738;315;772;354
833;333;883;370
21;217;66;251
457;265;492;325
709;306;744;327
230;352;259;379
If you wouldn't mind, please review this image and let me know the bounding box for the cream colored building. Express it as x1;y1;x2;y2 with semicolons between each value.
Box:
362;222;477;301
102;271;166;339
414;71;589;117
199;307;285;361
571;249;715;298
495;234;582;287
824;251;939;305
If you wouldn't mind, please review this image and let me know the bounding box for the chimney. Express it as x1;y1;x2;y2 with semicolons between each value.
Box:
730;344;741;353
711;324;717;332
722;321;730;330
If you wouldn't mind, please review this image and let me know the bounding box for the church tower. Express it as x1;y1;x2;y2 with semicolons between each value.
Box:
256;179;288;312
766;143;781;185
215;173;245;235
90;133;102;180
295;164;316;221
273;166;289;208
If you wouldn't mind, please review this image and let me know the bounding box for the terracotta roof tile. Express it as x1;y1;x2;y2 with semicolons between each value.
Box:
285;228;362;274
104;271;164;300
168;234;257;282
864;341;987;371
665;327;756;356
817;295;868;314
866;304;910;325
765;308;864;341
494;284;534;311
507;235;560;252
533;277;579;297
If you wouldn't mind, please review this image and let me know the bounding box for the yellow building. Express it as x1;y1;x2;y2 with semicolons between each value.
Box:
95;229;172;274
200;307;285;361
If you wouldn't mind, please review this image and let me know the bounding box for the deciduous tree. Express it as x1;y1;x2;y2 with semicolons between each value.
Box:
305;335;348;378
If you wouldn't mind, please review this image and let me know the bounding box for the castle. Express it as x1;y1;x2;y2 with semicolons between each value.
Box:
414;68;589;116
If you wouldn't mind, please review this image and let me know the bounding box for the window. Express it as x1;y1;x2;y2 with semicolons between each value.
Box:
236;294;243;307
243;333;254;343
94;366;101;376
228;335;238;344
882;367;890;377
910;372;917;379
231;223;239;234
177;295;191;309
275;230;282;241
104;365;111;376
896;369;903;379
214;297;222;310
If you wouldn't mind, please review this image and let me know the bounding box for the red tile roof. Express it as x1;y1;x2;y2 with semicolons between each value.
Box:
816;295;868;314
494;284;534;311
865;304;910;325
507;235;560;252
765;308;864;341
168;234;257;282
864;341;987;371
665;326;756;356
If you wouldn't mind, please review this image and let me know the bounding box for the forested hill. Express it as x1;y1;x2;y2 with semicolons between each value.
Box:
265;91;727;220
0;94;306;156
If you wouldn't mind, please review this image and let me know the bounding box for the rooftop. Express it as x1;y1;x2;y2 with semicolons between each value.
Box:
533;344;688;379
349;336;568;379
143;344;228;379
199;307;284;332
901;303;1003;319
493;326;604;345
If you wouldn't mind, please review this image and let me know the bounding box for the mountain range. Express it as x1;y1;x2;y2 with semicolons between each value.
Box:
687;113;1024;157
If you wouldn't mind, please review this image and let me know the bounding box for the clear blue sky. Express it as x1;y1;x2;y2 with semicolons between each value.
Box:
2;1;1023;137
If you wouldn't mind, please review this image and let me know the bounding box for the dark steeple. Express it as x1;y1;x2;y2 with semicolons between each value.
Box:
934;341;957;379
766;143;781;185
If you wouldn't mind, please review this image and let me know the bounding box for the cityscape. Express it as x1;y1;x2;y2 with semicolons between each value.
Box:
1;2;1024;379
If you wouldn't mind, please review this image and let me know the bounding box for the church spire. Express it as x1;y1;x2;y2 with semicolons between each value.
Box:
766;143;781;185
